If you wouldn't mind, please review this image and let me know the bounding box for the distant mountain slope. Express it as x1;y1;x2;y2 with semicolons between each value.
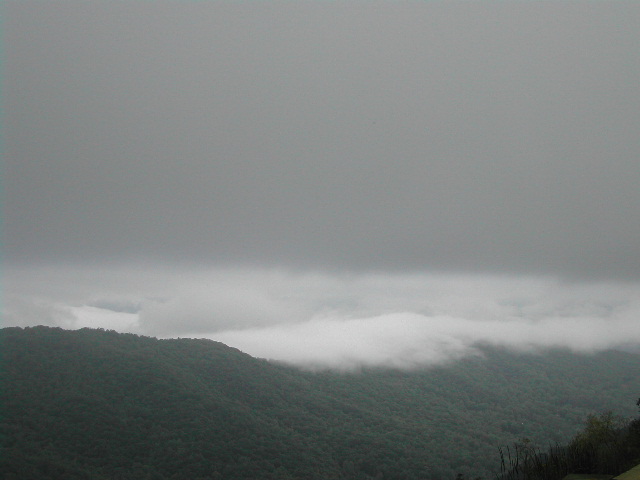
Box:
1;326;639;480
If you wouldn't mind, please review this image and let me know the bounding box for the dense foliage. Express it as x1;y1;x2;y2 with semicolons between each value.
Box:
498;411;640;480
1;326;639;480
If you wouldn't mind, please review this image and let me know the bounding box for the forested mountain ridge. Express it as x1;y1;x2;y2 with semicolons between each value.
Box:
1;326;639;480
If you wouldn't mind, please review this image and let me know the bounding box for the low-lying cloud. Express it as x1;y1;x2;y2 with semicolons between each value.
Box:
214;311;640;370
4;265;640;369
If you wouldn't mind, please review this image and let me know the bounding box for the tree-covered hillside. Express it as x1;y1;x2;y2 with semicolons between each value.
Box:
1;326;639;480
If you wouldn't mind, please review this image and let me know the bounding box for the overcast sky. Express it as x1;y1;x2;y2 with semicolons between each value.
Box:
4;1;640;369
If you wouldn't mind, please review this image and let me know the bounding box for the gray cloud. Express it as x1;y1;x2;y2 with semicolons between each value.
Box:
5;1;640;280
3;293;75;329
5;265;640;369
5;3;640;367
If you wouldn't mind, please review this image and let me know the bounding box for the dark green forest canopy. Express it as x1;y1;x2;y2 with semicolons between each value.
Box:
1;326;639;480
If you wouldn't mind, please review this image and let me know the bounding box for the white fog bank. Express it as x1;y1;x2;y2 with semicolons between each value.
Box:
5;265;640;369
